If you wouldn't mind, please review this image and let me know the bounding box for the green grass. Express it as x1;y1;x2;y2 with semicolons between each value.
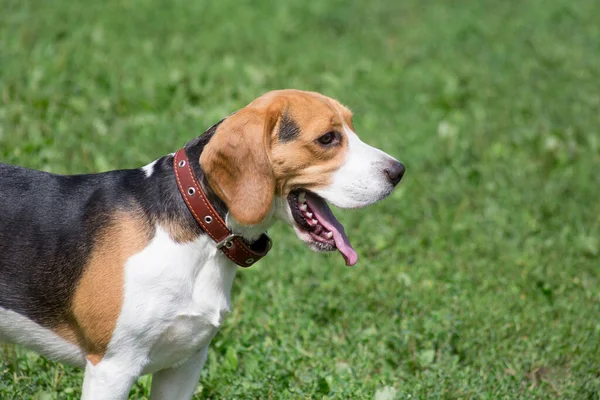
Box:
1;0;599;398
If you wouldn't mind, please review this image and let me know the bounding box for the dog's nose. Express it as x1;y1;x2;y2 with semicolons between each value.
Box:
384;161;405;186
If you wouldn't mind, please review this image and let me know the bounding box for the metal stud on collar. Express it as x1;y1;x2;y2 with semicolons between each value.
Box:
245;258;254;265
178;160;186;168
187;187;195;196
204;215;213;224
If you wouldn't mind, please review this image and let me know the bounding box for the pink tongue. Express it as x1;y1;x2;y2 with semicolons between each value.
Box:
305;193;358;266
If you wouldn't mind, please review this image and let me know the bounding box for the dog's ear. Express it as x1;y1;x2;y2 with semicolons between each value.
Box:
200;102;282;226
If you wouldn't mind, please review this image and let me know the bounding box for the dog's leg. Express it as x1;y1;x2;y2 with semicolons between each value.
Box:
149;346;209;400
81;359;139;400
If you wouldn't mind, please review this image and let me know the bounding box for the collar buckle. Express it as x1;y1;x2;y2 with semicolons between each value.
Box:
216;233;241;250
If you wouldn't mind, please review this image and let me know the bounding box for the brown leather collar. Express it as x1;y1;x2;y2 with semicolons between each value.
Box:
173;148;271;267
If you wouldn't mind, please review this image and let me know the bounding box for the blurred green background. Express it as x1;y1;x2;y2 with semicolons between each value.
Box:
1;0;599;398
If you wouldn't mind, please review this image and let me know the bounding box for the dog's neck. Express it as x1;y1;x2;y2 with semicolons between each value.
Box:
181;120;274;243
183;119;228;221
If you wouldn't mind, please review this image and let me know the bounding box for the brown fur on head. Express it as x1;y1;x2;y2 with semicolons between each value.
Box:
200;90;354;226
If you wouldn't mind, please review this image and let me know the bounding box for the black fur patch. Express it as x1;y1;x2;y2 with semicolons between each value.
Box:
278;112;300;142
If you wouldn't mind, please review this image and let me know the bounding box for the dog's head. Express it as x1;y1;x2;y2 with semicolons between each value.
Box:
200;89;404;265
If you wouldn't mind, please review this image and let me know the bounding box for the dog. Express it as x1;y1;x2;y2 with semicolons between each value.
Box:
0;89;404;399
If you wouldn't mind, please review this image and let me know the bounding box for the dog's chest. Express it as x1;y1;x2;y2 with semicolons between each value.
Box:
111;227;237;373
145;297;225;371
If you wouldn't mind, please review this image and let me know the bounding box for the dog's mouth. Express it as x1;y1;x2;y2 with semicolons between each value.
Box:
287;190;358;266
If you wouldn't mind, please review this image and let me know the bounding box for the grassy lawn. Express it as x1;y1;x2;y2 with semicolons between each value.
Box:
1;0;599;398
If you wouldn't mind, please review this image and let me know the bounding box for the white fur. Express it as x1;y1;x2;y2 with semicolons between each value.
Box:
141;159;158;177
314;126;400;208
80;225;237;399
0;307;86;366
82;359;138;400
149;345;209;399
0;221;244;400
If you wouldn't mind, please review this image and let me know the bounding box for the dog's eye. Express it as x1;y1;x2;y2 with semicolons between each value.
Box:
317;132;339;146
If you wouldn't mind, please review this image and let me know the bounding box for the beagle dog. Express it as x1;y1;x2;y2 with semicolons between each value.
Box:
0;89;404;399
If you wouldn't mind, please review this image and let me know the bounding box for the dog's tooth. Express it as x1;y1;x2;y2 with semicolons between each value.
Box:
307;218;317;226
325;231;333;239
297;192;306;203
305;212;313;218
311;218;318;225
299;204;307;211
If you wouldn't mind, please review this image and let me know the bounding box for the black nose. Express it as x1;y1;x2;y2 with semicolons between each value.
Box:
384;161;405;186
